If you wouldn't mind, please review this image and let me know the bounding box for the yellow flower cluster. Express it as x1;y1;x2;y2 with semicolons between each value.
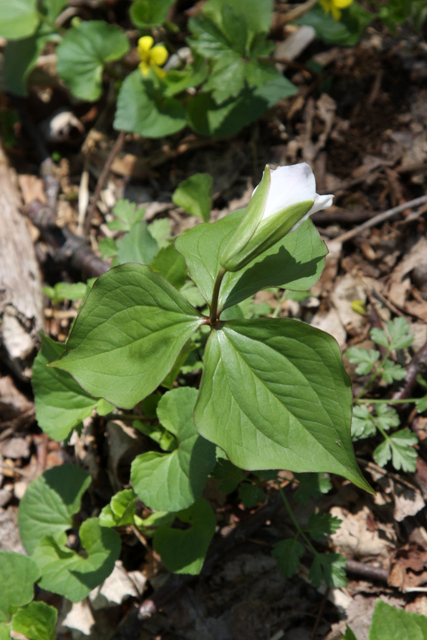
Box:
319;0;353;20
137;36;168;78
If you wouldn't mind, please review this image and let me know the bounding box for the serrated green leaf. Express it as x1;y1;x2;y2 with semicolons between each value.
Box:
108;199;145;232
150;243;188;289
153;498;216;574
272;538;305;579
116;220;159;265
148;219;171;248
56;21;129;101
369;599;427;640
294;473;332;505
305;512;341;542
370;328;389;348
416;395;427;413
50;265;203;409
387;317;414;350
172;174;213;222
131;388;216;511
346;347;379;375
211;458;245;493
195;319;372;493
351;405;376;440
98;237;118;259
129;0;175;27
32;334;103;441
375;404;399;431
381;360;407;384
204;53;246;104
18;465;91;555
32;518;120;602
0;552;40;623
175;210;326;312
374;429;418;472
11;602;57;640
186;76;296;137
0;0;38;39
309;553;347;588
114;72;186;138
238;483;266;507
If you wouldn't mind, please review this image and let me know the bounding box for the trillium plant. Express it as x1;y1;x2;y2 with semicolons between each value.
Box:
24;162;373;601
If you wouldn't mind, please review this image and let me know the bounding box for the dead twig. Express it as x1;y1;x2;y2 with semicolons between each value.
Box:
392;342;427;402
83;129;126;237
334;195;427;244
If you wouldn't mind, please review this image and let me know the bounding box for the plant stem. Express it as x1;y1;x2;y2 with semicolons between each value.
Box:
277;484;317;555
357;397;420;405
210;267;226;325
272;290;287;318
37;11;65;36
354;348;392;400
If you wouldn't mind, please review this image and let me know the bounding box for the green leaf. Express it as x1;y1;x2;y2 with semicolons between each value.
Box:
153;499;216;574
130;0;175;27
296;3;371;46
272;538;305;579
369;599;427;640
116;220;159;265
309;553;347;588
148;219;171;248
374;429;418;473
203;0;273;38
99;489;137;528
51;265;203;409
114;72;187;138
56;21;130;101
99;237;118;259
195;319;372;493
204;54;246;104
43;282;88;303
346;347;379;375
375;404;400;431
32;518;120;602
172;174;213;222
11;602;57;640
416;395;427;414
186;75;296;138
342;626;358;640
0;552;40;623
0;624;10;640
371;317;414;351
108;199;145;232
293;473;332;505
305;512;341;542
351;405;376;440
150;243;188;289
175;210;326;312
211;458;245;493
18;465;91;555
0;0;38;39
238;483;266;508
3;32;48;96
32;334;103;441
131;388;216;511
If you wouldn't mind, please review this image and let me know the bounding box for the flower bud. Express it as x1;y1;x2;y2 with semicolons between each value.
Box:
220;163;333;272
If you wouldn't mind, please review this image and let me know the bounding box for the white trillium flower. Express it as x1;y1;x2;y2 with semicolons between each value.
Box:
220;163;334;272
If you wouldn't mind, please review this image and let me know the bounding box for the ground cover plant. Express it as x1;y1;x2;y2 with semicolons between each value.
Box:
1;0;427;639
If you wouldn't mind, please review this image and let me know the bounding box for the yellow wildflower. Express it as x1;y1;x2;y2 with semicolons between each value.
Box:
319;0;353;20
137;36;168;78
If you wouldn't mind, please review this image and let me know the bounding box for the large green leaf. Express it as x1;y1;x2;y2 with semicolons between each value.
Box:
0;624;10;640
31;518;120;602
175;210;327;312
186;75;296;137
114;71;187;138
172;173;213;222
369;599;427;640
11;602;57;640
50;265;204;408
56;21;129;101
153;499;216;574
0;552;40;623
32;334;110;441
0;0;38;39
18;465;91;555
194;319;371;492
130;0;175;27
116;220;159;265
131;388;216;511
150;243;188;289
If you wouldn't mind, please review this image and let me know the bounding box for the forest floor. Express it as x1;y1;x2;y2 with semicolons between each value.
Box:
1;11;427;640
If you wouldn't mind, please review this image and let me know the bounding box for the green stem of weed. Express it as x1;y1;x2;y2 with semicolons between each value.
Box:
354;348;392;401
210;267;226;325
357;398;419;405
277;483;317;556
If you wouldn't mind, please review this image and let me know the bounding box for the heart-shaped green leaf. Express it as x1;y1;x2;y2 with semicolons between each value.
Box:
31;518;120;602
18;465;91;554
195;319;372;492
56;21;129;101
51;265;204;409
11;602;57;640
131;388;216;511
0;0;38;40
175;210;327;312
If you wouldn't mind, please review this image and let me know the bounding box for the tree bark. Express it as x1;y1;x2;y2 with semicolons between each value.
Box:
0;144;45;379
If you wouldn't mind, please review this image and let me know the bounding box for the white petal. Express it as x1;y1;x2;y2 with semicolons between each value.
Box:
290;193;334;233
262;163;316;220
